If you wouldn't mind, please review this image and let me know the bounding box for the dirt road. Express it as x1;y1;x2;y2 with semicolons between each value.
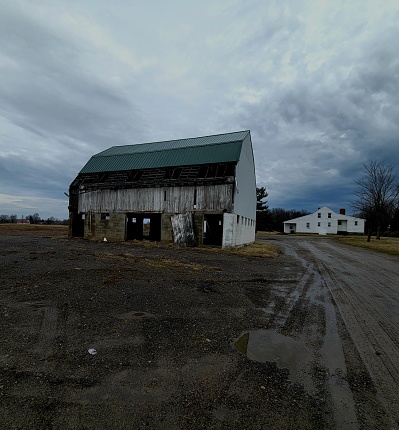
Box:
262;236;399;429
0;233;398;429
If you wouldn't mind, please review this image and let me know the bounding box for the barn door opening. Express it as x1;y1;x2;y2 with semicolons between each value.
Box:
203;214;223;246
71;212;84;237
126;213;161;241
126;215;141;240
143;218;151;239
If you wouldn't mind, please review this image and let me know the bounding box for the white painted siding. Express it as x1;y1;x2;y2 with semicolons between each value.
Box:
227;134;256;246
283;206;365;234
234;134;257;220
222;213;255;248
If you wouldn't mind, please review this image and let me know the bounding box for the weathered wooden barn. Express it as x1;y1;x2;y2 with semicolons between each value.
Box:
68;130;256;248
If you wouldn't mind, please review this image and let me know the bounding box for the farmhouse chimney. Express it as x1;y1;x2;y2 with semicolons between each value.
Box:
339;208;346;215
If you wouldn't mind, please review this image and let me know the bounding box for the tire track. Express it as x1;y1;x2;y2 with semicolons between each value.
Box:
268;239;359;429
305;241;399;428
33;304;58;359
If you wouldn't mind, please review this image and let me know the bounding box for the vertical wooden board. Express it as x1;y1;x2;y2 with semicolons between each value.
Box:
79;184;233;213
171;213;196;247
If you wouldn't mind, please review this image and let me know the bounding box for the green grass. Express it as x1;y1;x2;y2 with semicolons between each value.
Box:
336;235;399;256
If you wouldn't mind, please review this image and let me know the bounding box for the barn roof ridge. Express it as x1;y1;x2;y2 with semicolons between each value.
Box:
95;130;250;157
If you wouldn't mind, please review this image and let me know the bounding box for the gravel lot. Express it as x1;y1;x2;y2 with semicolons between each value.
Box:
0;231;398;429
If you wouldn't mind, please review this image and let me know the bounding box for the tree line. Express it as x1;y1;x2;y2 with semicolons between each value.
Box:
0;213;68;225
256;186;310;232
256;160;399;239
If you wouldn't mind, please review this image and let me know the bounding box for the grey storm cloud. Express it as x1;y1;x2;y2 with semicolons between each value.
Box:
0;4;143;148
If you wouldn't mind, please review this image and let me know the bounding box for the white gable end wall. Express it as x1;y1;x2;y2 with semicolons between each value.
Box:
234;135;256;220
225;134;256;247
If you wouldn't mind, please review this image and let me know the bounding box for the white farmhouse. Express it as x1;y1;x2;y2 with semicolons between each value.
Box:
283;206;365;235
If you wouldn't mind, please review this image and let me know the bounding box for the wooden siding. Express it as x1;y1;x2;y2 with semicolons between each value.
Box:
171;213;196;246
78;184;233;213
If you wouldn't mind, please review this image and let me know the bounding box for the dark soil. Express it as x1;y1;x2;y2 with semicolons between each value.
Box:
0;231;395;429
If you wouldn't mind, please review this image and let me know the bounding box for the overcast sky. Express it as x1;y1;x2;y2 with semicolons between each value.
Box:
1;0;398;220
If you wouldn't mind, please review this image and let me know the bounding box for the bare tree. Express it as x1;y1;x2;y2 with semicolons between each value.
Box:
0;214;10;223
352;160;399;241
30;213;41;224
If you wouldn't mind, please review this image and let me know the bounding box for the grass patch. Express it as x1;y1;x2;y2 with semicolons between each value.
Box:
336;236;399;256
227;242;281;258
133;256;212;271
99;252;220;271
200;241;281;258
0;224;68;237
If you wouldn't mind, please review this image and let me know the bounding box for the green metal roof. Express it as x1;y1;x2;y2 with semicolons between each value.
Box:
80;130;249;173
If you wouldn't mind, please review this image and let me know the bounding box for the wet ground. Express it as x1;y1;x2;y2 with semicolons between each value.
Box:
0;233;398;429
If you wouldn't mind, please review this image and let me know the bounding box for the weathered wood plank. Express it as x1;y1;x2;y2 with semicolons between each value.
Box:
78;184;233;213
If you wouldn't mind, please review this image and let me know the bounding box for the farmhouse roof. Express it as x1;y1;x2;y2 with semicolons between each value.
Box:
80;130;250;174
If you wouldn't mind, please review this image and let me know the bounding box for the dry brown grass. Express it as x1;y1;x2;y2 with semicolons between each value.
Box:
199;241;281;258
0;224;68;237
126;254;216;271
336;235;399;256
226;242;281;258
99;252;221;271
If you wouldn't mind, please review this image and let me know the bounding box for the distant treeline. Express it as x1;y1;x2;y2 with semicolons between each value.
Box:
256;208;311;232
256;206;399;235
0;213;68;225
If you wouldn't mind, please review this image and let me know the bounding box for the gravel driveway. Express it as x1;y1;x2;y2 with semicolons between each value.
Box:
1;234;398;429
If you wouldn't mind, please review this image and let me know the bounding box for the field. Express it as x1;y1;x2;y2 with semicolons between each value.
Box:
336;235;399;255
0;224;68;237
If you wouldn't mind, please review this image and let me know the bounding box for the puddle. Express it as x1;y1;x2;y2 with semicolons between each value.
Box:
235;330;310;383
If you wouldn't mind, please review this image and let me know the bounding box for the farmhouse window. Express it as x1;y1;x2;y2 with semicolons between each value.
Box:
318;222;321;227
328;222;331;227
101;213;110;220
306;223;310;228
328;213;331;218
318;213;321;218
355;221;358;226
